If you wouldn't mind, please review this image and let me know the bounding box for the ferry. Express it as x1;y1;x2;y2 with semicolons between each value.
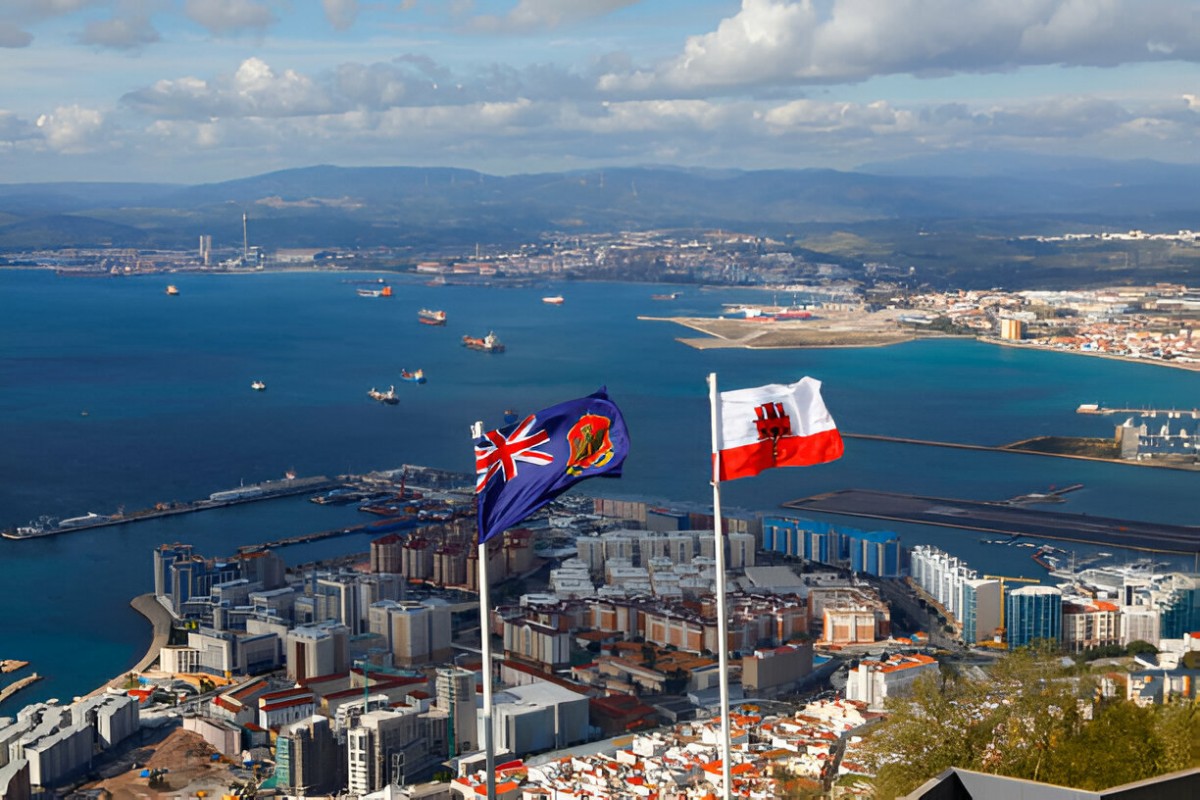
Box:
400;369;426;384
368;386;400;405
251;380;266;391
542;296;564;305
358;285;393;298
463;331;505;353
166;285;179;296
418;308;446;325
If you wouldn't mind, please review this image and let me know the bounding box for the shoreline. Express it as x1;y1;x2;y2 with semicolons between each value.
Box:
85;594;173;700
982;336;1200;373
645;314;1200;373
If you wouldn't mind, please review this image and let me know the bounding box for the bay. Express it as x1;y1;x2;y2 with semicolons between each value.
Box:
1;269;1197;710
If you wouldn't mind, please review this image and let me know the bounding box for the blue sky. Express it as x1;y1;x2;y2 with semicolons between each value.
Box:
2;0;1198;184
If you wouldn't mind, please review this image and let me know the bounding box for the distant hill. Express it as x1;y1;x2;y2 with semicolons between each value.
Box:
0;160;1197;253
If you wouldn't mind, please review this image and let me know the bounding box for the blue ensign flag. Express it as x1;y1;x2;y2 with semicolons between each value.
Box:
474;388;629;543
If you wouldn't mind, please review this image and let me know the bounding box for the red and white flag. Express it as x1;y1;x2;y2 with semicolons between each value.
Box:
715;377;843;481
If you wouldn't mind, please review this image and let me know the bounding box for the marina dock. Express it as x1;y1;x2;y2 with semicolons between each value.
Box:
783;488;1200;556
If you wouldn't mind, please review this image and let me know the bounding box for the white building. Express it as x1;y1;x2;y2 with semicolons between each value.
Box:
488;681;589;758
845;653;939;710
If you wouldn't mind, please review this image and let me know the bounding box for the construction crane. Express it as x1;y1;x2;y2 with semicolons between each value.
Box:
984;574;1041;632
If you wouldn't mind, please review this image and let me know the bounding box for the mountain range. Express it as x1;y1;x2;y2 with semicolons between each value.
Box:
0;155;1197;253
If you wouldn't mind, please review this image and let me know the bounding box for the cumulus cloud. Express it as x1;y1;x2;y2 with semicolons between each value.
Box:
183;0;275;35
122;55;597;120
123;57;334;118
79;14;160;50
599;0;1200;93
0;22;33;47
322;0;360;30
35;105;107;152
469;0;639;32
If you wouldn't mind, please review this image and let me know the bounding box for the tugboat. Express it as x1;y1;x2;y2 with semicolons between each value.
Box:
462;331;505;352
251;380;266;391
418;309;446;325
400;369;426;384
367;386;399;405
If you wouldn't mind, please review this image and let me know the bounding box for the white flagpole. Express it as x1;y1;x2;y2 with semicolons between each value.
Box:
706;373;733;800
471;421;497;800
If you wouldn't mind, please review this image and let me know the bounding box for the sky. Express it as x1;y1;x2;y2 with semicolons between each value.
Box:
2;0;1199;184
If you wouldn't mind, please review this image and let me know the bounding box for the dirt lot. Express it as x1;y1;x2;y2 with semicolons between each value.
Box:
79;727;247;799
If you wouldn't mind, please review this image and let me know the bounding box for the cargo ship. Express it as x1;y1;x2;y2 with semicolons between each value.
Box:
463;331;505;352
400;369;426;384
418;308;446;325
358;285;393;298
368;386;400;404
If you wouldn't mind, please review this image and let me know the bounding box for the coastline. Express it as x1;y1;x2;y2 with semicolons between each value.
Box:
86;594;172;700
982;336;1200;373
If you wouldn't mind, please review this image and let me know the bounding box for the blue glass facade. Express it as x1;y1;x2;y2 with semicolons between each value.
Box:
762;516;900;577
1006;587;1062;650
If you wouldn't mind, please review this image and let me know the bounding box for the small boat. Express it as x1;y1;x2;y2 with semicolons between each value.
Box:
463;331;505;352
503;409;519;425
368;386;399;405
542;296;564;305
358;285;393;298
400;369;426;384
251;380;266;391
418;308;446;326
651;292;680;300
166;285;179;296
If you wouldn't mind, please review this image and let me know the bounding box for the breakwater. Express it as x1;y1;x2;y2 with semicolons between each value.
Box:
2;475;341;540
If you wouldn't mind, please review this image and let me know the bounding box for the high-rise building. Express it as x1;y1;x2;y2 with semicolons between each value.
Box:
1006;585;1062;650
276;715;343;796
370;534;404;574
435;667;477;756
286;623;350;682
960;579;1002;645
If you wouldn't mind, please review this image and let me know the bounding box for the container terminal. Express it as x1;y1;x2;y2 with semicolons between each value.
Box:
784;488;1200;557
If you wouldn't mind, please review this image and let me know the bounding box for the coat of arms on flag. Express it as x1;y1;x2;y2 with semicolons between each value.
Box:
474;388;630;543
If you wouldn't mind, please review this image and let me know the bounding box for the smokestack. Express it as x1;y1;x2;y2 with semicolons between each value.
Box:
242;213;249;262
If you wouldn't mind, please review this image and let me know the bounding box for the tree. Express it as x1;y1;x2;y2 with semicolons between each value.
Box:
861;647;1200;799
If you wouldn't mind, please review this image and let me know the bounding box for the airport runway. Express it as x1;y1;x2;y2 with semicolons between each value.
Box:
783;489;1200;555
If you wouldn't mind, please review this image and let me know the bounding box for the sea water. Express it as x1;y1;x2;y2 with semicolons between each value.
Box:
1;269;1197;708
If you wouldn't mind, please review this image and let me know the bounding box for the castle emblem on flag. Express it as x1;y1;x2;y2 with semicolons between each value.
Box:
754;401;791;455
